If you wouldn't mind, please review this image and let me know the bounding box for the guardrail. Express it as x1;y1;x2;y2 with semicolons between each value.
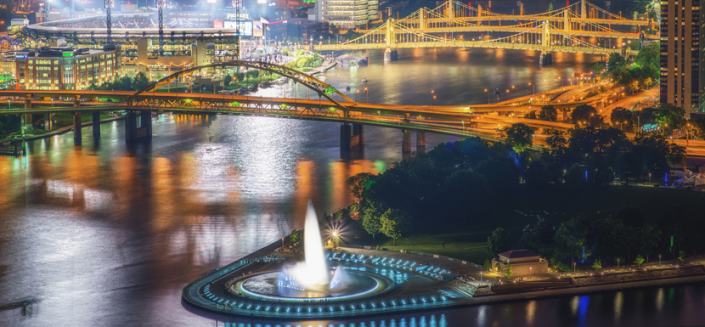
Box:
341;244;483;269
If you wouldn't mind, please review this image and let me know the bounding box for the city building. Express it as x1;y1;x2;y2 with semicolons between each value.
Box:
313;0;378;29
660;0;700;114
492;249;548;277
14;45;121;90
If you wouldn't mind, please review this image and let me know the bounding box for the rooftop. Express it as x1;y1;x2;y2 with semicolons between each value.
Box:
498;249;540;259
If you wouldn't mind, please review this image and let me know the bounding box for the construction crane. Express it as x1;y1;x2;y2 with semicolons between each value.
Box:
105;0;114;43
158;0;166;53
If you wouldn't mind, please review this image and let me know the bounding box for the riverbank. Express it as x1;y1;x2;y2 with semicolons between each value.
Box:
20;114;125;141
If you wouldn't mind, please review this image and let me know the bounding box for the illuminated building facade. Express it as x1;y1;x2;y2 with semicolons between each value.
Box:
660;0;700;113
315;0;378;29
15;45;121;90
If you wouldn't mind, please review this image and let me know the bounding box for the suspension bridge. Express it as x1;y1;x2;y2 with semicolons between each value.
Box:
314;0;651;62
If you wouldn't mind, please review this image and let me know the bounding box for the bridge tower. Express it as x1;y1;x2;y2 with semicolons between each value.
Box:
419;7;425;30
564;8;571;32
477;4;482;25
384;20;398;62
581;0;586;21
540;22;552;65
447;0;454;19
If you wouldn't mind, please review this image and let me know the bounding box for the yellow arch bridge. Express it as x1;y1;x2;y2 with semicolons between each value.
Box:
314;0;649;60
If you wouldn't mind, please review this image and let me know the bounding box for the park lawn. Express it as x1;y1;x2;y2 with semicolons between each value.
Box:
355;185;705;265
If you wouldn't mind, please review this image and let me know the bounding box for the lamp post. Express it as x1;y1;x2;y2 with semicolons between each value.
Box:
617;258;620;271
529;82;534;96
573;262;576;273
365;87;368;102
484;88;489;104
659;254;661;267
529;266;532;280
356;89;359;102
461;120;465;131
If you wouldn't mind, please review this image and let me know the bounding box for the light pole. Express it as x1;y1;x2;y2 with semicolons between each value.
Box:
365;87;368;102
461;120;465;131
659;254;661;267
484;88;489;104
573;262;576;273
529;82;534;96
617;258;620;271
356;89;359;102
433;95;436;106
529;266;532;280
480;270;483;284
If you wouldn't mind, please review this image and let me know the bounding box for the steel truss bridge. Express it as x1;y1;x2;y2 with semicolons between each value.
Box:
315;0;651;55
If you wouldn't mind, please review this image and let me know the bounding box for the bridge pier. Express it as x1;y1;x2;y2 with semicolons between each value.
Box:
340;124;352;154
73;112;82;145
417;131;426;152
125;110;153;142
45;113;52;131
92;111;101;138
341;123;364;157
402;129;412;154
540;52;553;65
351;123;364;147
384;48;398;63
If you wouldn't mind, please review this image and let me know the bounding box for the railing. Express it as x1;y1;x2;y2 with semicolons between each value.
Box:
341;244;484;269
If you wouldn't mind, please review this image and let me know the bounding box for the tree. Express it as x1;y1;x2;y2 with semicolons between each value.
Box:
611;107;633;131
504;265;513;279
518;219;556;257
346;173;375;201
607;53;628;78
667;143;687;166
571;104;602;126
638;223;662;263
591;62;605;75
224;74;232;87
474;158;520;202
564;163;586;193
483;259;492;271
486;227;513;256
634;254;645;268
678;250;686;264
290;229;300;243
133;72;150;91
654;103;685;134
503;123;535;153
613;152;641;184
591;259;603;270
538;105;558;121
380;209;412;245
362;210;382;240
554;217;590;265
524;111;537;119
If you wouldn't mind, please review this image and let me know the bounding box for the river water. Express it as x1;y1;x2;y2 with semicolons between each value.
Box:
1;49;703;327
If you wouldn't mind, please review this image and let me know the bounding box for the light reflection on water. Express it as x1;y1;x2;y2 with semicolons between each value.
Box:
0;50;704;327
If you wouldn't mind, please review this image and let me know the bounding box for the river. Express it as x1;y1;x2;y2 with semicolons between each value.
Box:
0;49;703;327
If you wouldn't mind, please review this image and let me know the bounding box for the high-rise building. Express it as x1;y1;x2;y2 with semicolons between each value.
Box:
660;0;700;114
315;0;378;29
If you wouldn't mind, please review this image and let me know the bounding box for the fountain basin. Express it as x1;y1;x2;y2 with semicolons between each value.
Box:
232;269;395;303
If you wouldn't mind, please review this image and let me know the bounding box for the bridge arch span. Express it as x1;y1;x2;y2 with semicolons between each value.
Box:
129;60;354;113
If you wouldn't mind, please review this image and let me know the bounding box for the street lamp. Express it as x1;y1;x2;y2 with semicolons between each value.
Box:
617;258;620;271
480;270;483;284
484;88;489;104
356;89;359;102
365;87;368;102
529;266;532;280
659;254;661;267
529;82;534;96
433;95;436;106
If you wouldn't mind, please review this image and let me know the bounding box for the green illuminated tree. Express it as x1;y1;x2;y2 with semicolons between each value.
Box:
503;123;535;153
634;254;645;268
362;210;382;240
380;209;412;245
591;259;602;270
504;265;513;279
678;250;686;264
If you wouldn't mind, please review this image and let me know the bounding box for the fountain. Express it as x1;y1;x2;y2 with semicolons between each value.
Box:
232;200;394;301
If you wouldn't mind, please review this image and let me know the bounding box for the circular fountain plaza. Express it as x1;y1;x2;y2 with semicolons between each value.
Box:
182;202;478;319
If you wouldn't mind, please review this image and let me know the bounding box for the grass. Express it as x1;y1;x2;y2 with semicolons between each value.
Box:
352;185;705;265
